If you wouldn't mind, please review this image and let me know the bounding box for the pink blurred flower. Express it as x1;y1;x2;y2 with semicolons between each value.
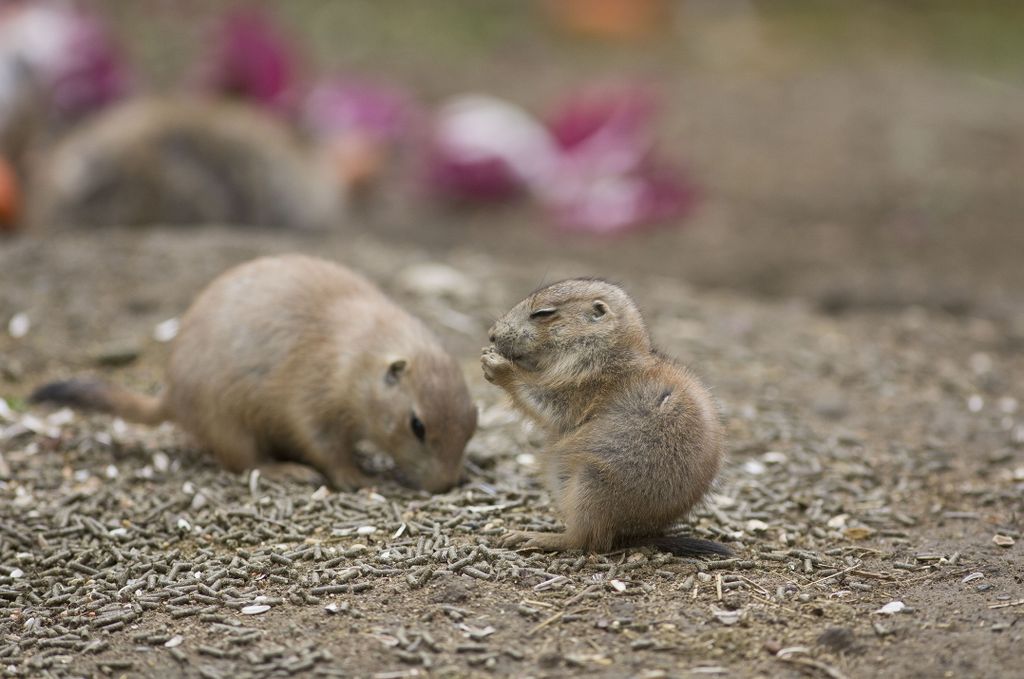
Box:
426;94;554;202
548;85;656;156
303;76;418;192
49;9;131;117
303;76;413;144
539;86;698;234
200;7;299;113
425;87;698;232
543;159;698;234
0;1;130;122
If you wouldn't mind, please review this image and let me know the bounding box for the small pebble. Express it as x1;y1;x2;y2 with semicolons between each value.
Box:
241;605;271;615
712;609;742;626
515;453;536;466
743;460;766;475
7;312;30;338
153;317;180;342
827;514;848;529
153;452;170;473
875;601;905;615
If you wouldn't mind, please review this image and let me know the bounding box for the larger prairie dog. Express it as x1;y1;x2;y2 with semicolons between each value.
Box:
28;98;342;230
33;255;478;493
482;278;728;555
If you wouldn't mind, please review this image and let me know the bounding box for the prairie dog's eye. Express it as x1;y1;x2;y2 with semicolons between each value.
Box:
410;414;426;442
529;308;558;320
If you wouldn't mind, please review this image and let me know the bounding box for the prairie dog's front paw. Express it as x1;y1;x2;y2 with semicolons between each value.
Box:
481;346;513;384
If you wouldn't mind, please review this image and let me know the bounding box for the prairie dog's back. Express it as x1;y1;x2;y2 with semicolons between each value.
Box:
594;363;723;521
29;98;340;230
166;256;378;424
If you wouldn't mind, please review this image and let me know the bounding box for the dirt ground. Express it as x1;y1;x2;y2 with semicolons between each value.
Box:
2;3;1024;678
0;216;1021;679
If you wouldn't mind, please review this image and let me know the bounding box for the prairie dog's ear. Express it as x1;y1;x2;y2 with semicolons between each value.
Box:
385;358;408;385
591;300;609;320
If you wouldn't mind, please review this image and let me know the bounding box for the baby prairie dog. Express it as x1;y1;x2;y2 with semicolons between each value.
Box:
32;255;477;492
482;278;728;556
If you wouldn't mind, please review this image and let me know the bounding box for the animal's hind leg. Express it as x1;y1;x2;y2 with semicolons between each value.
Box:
201;423;330;485
498;456;617;553
497;521;615;552
256;462;330;486
199;422;263;474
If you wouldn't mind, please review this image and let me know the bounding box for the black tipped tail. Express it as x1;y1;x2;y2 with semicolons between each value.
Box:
31;377;165;426
31;378;110;411
631;535;732;558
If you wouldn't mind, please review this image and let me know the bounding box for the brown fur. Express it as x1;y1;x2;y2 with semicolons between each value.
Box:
27;98;342;230
482;278;728;555
33;255;477;492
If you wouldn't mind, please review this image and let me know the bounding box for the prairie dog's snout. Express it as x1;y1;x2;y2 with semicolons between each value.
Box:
487;319;530;362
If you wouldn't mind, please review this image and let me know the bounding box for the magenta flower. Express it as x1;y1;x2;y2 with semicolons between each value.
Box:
542;159;698;235
48;10;131;118
421;84;698;230
539;86;698;234
303;76;413;144
425;95;554;203
200;7;299;113
549;85;655;158
0;2;131;122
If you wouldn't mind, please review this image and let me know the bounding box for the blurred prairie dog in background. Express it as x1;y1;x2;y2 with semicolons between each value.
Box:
33;255;478;493
27;98;346;230
483;278;728;556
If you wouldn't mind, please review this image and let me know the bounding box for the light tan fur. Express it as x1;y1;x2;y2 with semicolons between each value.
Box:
27;98;342;230
34;255;477;492
482;278;725;553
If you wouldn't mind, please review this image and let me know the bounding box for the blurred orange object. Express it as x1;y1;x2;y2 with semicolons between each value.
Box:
545;0;671;40
0;157;20;231
328;134;386;196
